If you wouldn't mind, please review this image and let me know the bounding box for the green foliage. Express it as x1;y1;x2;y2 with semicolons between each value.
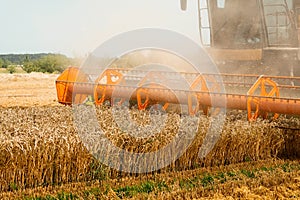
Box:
37;54;70;73
201;174;214;187
22;61;39;73
0;53;53;65
24;192;78;200
115;185;137;198
215;172;227;183
114;181;166;198
261;166;274;171
227;171;236;177
156;181;169;191
87;161;109;181
22;54;72;73
83;187;102;199
0;53;76;73
0;58;12;68
7;65;16;74
179;177;198;189
9;182;18;191
140;181;156;193
241;169;256;178
281;163;291;172
179;174;214;189
0;58;3;68
244;156;253;162
56;192;78;200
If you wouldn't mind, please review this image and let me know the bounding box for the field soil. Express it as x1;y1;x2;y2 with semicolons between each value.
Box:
0;73;59;107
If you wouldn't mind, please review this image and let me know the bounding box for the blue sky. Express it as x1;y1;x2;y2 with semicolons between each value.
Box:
0;0;200;57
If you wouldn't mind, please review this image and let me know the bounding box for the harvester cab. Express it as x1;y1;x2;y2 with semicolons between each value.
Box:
182;0;300;76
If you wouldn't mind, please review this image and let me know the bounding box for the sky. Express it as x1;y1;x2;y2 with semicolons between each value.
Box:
0;0;200;58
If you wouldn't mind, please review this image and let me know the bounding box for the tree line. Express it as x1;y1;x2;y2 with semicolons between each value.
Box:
0;53;79;73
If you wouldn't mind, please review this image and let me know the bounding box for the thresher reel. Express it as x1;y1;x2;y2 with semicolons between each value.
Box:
56;67;89;105
94;69;124;106
247;76;280;120
56;67;300;121
188;74;221;116
136;72;170;111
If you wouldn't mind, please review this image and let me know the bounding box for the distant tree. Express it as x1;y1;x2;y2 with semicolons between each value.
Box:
22;56;37;73
7;65;16;74
22;54;71;73
24;55;30;63
2;59;11;68
22;61;38;73
0;53;49;65
0;58;3;68
35;54;71;73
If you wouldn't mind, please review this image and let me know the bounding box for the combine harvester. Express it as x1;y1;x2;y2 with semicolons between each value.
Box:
56;67;300;120
181;0;300;77
56;0;300;120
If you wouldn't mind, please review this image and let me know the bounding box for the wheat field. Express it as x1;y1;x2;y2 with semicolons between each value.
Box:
0;73;299;199
0;106;298;193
